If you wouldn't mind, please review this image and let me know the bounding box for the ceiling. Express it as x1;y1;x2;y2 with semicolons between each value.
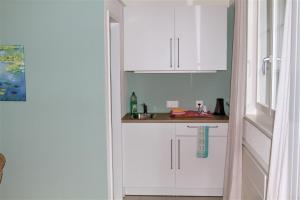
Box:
121;0;233;7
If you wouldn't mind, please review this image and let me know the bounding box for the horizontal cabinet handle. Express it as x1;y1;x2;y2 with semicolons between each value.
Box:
186;125;218;129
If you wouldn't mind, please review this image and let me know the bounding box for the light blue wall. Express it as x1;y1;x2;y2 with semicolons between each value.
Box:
0;0;107;199
127;6;235;114
0;0;4;157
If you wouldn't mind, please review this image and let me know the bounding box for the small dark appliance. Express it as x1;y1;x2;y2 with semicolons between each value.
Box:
214;98;225;115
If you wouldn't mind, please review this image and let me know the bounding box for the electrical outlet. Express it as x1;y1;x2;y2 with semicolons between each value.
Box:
196;100;204;108
166;100;179;108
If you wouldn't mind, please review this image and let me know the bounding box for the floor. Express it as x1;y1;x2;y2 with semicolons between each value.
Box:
124;196;222;200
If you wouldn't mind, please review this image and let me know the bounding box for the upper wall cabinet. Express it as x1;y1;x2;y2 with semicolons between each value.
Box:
124;6;227;72
124;7;175;71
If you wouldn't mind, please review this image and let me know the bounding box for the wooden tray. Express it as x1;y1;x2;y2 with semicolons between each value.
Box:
170;110;213;118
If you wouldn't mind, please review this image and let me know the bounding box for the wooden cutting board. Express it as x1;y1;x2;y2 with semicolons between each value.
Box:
170;110;213;118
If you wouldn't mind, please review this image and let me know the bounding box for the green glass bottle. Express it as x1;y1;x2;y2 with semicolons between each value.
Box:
130;92;138;118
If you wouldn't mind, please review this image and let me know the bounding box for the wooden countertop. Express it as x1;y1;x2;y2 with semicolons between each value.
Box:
122;113;229;123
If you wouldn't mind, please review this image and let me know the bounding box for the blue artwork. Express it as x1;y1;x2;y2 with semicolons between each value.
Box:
0;45;26;101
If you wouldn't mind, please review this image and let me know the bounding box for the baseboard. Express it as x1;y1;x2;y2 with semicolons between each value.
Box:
124;187;223;196
0;198;103;200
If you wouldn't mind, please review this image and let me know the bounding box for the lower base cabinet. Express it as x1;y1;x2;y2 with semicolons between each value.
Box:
242;147;268;200
123;123;175;188
122;123;228;196
176;136;227;195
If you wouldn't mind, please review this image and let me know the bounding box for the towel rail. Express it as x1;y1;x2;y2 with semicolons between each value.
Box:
187;125;218;129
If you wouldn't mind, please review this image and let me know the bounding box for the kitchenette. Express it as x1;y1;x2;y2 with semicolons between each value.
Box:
114;2;233;199
122;113;229;196
107;1;234;199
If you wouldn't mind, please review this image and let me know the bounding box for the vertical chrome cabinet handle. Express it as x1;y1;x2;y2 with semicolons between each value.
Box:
262;57;271;75
171;139;173;169
170;38;173;68
178;139;181;169
177;38;180;68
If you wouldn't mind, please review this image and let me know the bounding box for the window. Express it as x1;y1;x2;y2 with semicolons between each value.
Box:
257;0;273;108
247;0;286;117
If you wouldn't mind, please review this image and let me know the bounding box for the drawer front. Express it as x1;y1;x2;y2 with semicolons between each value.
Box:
242;147;268;200
175;123;228;137
243;120;271;169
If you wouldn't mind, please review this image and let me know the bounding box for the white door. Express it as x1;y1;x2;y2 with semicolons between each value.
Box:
174;7;198;70
198;5;227;70
123;123;175;189
124;7;175;71
175;136;227;196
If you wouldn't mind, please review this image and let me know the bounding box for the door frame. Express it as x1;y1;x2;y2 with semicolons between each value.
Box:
105;9;123;200
105;10;114;200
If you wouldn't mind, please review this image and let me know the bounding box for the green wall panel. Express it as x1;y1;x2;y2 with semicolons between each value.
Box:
0;0;107;199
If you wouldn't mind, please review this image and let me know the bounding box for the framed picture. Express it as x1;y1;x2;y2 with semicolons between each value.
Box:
0;45;26;101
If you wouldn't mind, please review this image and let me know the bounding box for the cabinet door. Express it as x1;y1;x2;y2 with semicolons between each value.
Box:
242;147;268;200
124;7;175;71
199;5;227;70
175;136;227;196
175;6;227;71
174;7;198;70
123;123;175;189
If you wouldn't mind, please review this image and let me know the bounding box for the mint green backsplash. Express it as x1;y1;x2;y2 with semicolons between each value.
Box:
127;6;235;115
0;0;107;199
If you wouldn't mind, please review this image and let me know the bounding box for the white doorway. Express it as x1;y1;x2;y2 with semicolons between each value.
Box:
110;21;123;200
105;11;123;200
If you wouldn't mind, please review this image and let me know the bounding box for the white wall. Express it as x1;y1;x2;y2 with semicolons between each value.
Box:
0;1;108;199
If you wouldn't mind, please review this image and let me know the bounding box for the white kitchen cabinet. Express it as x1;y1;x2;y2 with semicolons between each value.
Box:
176;136;227;195
174;7;198;70
175;123;228;196
197;5;227;70
124;6;227;72
124;7;175;71
123;123;175;189
122;122;228;196
242;147;268;200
